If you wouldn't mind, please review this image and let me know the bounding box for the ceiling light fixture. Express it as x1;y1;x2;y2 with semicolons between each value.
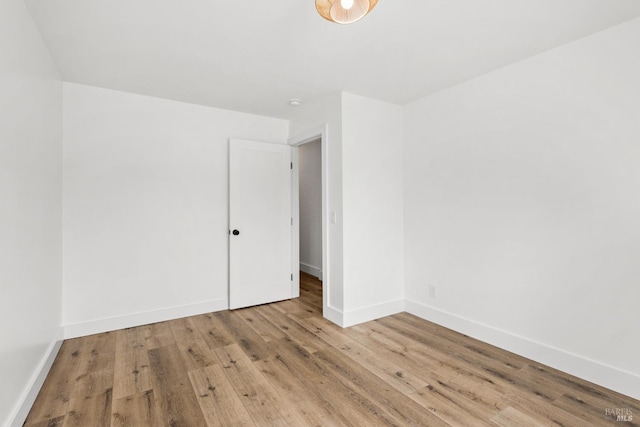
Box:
289;98;302;106
315;0;378;24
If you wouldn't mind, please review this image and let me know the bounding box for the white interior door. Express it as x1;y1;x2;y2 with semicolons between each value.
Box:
229;138;293;309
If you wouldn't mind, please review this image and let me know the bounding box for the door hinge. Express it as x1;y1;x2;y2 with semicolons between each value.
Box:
291;274;293;281
290;162;293;169
291;217;293;225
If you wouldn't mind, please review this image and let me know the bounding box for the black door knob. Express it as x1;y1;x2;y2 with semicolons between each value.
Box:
232;229;240;236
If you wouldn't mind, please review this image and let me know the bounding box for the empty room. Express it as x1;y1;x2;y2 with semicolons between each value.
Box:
2;0;640;425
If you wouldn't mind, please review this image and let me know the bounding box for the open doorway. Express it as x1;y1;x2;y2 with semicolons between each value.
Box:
298;138;323;307
290;125;328;318
298;138;322;280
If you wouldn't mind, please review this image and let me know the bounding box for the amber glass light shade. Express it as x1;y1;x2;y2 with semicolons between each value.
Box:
315;0;378;24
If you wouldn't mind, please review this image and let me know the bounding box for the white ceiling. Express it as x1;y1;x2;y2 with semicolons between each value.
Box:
25;0;640;119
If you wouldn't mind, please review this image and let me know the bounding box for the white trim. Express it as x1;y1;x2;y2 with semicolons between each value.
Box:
342;299;405;328
323;304;345;327
291;146;300;298
63;298;228;339
8;328;64;427
300;262;322;280
288;129;325;146
405;299;640;400
289;125;331;324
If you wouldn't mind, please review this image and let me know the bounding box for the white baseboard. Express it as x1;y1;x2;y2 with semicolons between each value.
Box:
343;299;405;328
323;299;405;328
8;328;64;427
300;262;322;280
323;304;345;327
405;299;640;400
63;298;228;339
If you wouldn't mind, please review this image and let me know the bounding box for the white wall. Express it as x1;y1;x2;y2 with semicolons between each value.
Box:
0;1;63;425
342;93;405;326
63;83;288;336
299;139;323;279
289;92;405;326
404;17;640;398
289;92;345;319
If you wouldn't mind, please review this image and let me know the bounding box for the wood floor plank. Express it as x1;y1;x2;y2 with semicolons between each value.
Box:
112;327;152;400
293;277;323;312
188;365;257;427
384;313;530;372
377;316;564;402
148;344;208;426
71;332;116;399
190;312;237;350
143;321;176;350
409;385;494;427
254;356;343;427
385;325;548;406
271;298;318;319
551;389;640;426
300;284;322;297
24;416;65;427
170;317;218;372
213;344;308;426
72;369;114;401
313;345;452;426
254;304;326;354
378;316;527;379
264;336;400;426
530;362;640;412
64;388;113;427
235;307;286;343
296;315;429;395
346;321;508;420
345;321;447;378
298;287;322;308
396;312;529;370
211;311;274;362
491;406;543;427
256;336;385;427
299;281;322;296
110;390;161;427
501;391;596;427
396;340;510;405
24;338;85;424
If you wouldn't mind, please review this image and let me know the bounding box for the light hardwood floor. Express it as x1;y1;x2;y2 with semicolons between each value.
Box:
26;273;639;426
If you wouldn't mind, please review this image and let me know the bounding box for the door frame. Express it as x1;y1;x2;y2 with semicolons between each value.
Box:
289;125;329;318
